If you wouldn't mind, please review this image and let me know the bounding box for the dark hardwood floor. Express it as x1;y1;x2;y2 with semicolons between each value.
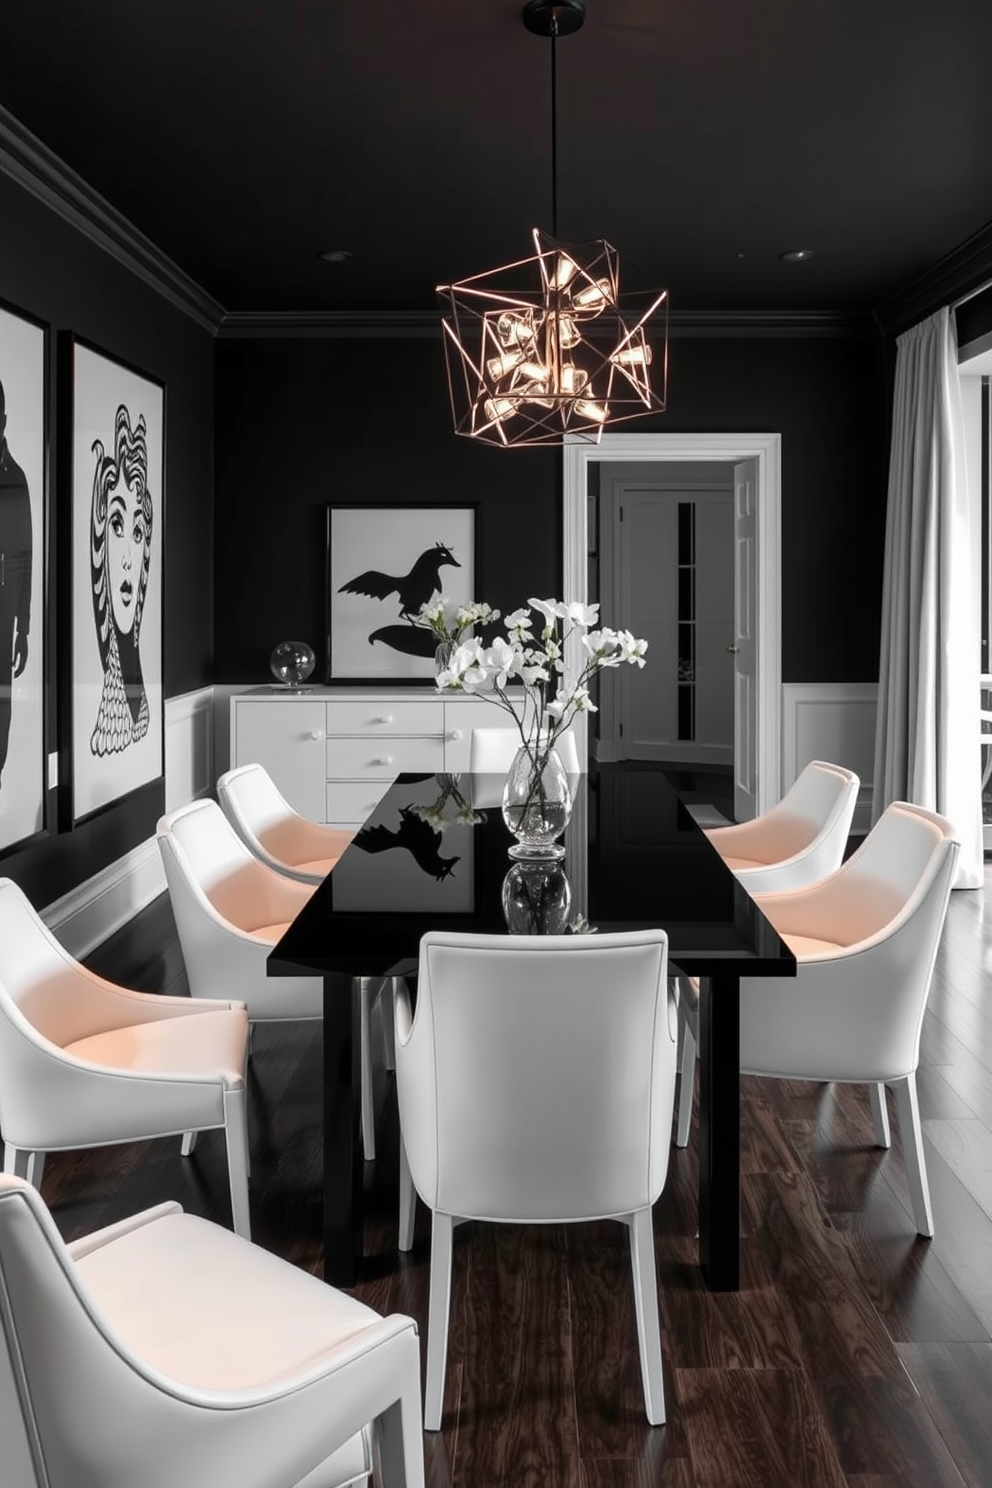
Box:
9;862;992;1488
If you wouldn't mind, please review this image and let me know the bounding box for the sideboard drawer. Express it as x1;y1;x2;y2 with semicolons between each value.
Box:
324;699;443;736
327;735;444;778
326;781;391;825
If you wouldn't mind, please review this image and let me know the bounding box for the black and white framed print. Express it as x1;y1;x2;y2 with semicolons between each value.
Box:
67;337;164;824
0;299;47;856
326;505;477;682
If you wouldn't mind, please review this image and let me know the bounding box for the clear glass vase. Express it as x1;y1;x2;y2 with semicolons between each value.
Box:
434;640;454;677
501;861;572;933
501;742;572;860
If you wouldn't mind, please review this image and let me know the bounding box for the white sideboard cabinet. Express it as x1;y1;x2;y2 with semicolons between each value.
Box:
229;687;518;827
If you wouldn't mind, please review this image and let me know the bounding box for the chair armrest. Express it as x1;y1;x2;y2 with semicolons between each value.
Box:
67;1202;184;1260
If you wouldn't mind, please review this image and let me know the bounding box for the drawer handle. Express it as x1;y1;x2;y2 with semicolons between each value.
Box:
309;730;324;741
447;728;463;742
372;715;394;725
372;756;393;767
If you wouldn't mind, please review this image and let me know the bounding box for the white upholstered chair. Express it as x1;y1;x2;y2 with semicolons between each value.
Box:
681;803;958;1237
156;800;386;1161
395;929;677;1430
703;759;860;893
0;1173;424;1488
675;758;860;1145
217;762;354;885
0;877;251;1238
468;725;581;776
217;762;397;1097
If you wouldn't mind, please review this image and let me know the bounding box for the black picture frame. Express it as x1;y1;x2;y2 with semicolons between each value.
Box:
0;296;50;859
325;504;480;684
61;333;166;826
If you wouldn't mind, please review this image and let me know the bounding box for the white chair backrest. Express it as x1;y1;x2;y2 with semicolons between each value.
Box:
0;1175;165;1488
217;762;293;850
157;799;267;928
824;800;959;947
0;879;86;1044
759;759;859;865
469;727;581;776
399;930;676;1223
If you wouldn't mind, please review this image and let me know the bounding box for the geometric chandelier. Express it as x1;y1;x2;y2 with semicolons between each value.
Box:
437;0;669;448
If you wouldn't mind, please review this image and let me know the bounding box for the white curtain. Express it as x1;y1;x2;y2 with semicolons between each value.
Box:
872;305;983;888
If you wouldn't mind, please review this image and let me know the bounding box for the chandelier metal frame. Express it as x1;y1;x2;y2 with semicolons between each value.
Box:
437;0;669;448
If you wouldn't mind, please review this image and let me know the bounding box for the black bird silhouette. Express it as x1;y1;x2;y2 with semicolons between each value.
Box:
338;541;461;619
352;806;460;881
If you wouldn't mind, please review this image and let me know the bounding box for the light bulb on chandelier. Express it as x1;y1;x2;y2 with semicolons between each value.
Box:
437;0;669;448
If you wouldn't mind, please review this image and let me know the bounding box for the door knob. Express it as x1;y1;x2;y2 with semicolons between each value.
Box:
726;644;740;654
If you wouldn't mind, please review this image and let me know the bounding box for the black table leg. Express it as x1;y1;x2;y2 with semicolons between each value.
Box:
322;973;364;1285
697;973;740;1290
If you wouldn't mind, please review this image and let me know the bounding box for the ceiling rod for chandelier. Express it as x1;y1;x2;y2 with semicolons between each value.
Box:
437;0;669;448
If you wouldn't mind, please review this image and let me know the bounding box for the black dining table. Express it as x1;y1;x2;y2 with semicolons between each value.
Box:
268;762;796;1290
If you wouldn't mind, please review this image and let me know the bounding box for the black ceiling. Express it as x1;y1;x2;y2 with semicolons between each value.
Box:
4;0;992;321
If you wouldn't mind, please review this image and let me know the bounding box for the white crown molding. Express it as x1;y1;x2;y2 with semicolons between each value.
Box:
0;104;224;334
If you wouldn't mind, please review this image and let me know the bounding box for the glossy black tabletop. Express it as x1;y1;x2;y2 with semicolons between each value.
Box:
269;764;796;982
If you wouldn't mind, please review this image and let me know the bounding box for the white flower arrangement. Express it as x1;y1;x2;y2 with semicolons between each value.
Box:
412;596;501;647
409;774;486;832
435;596;648;760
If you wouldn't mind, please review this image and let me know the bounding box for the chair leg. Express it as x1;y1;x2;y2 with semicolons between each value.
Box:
398;1134;416;1252
3;1145;31;1180
374;1334;427;1488
676;1003;697;1149
628;1207;666;1425
381;978;397;1072
26;1151;45;1189
224;1087;252;1240
181;1130;198;1156
424;1212;455;1431
360;978;376;1162
868;1081;891;1148
892;1073;934;1238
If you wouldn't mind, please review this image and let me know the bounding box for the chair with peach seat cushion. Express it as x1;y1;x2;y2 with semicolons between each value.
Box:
674;759;860;1145
702;759;859;893
0;1173;424;1488
677;802;958;1238
217;761;355;885
0;876;251;1237
156;799;386;1161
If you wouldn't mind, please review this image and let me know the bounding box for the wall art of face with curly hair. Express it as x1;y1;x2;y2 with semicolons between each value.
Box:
71;342;163;824
89;403;153;755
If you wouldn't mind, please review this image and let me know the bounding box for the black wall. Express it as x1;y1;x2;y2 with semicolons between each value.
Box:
215;330;889;686
0;173;215;906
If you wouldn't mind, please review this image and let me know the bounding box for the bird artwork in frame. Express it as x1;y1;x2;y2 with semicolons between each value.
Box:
326;505;478;682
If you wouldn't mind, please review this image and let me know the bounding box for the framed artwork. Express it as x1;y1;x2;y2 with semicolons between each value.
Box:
66;336;165;824
326;504;478;683
0;299;48;856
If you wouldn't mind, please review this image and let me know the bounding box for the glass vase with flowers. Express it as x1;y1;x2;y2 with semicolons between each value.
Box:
436;598;649;858
412;597;501;677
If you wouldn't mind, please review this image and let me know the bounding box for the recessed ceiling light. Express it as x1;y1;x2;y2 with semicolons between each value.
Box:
778;249;815;262
318;249;353;263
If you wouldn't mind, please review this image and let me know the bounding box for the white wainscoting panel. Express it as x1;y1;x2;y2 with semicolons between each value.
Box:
782;682;877;834
165;686;215;812
44;687;217;958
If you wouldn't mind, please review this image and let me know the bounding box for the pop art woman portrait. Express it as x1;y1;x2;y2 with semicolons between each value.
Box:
70;339;163;823
89;403;153;755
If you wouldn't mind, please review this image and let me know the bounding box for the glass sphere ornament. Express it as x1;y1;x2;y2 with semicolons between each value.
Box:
270;640;316;688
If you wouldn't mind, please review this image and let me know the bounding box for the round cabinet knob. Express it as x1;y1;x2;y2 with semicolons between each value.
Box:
309;729;324;740
372;756;393;767
447;729;463;741
373;715;394;725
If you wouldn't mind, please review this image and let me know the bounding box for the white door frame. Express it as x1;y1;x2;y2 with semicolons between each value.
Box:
562;430;783;814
